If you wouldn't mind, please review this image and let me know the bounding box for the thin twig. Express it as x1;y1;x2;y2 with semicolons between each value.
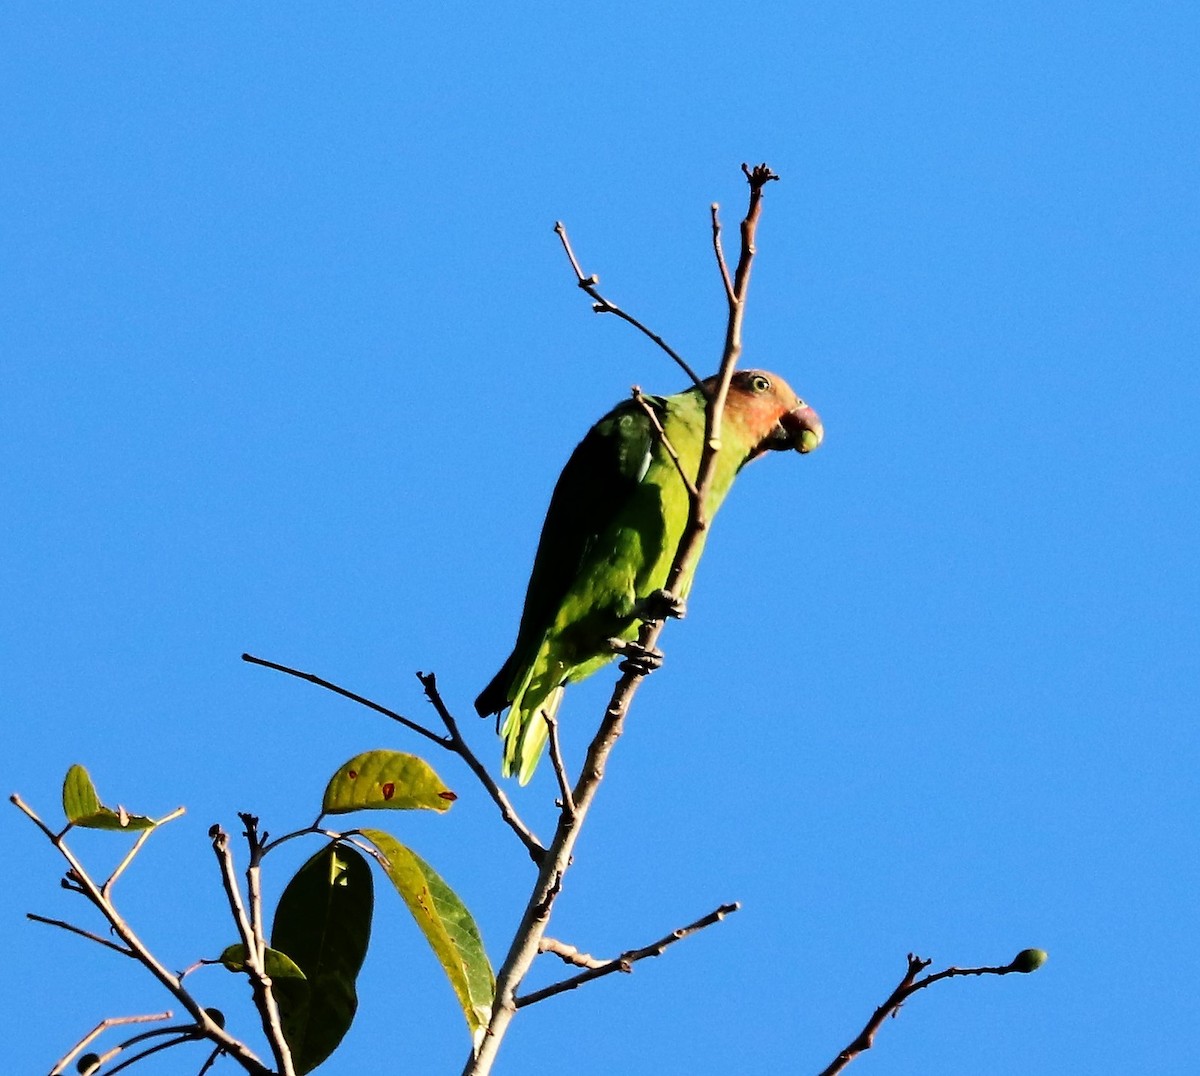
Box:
542;711;575;816
260;821;346;856
209;826;256;958
11;794;271;1075
418;671;545;863
240;653;544;862
27;912;133;957
210;823;296;1076
819;952;1038;1075
631;386;699;498
242;652;449;747
104;807;186;895
711;203;735;304
197;1044;224;1076
101;1032;198;1076
239;814;296;1076
50;1011;173;1075
554;220;703;388
517;902;740;1007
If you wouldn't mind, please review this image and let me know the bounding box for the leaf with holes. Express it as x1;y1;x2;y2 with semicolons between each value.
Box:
359;828;493;1037
321;750;457;815
61;764;156;831
270;842;373;1074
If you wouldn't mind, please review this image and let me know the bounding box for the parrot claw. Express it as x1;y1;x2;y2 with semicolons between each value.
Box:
608;638;665;675
637;589;687;622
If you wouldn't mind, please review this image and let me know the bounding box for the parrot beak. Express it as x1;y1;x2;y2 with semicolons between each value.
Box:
778;404;824;454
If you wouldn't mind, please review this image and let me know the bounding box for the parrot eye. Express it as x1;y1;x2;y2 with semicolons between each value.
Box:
750;374;771;393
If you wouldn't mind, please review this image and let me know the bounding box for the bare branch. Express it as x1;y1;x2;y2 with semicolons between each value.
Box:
104;807;186;895
50;1011;173;1075
554;220;703;388
710;203;735;304
210;822;296;1076
517;902;740;1008
11;795;271;1075
239;814;296;1076
542;711;575;817
242;652;449;748
100;1032;198;1075
240;652;544;862
631;386;699;499
417;671;546;863
538;937;606;970
820;951;1043;1075
27;912;134;958
209;825;257;959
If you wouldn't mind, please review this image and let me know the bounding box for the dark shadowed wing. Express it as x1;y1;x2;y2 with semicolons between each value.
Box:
474;396;660;715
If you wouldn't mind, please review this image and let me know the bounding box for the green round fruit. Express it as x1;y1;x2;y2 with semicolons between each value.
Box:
1012;948;1048;973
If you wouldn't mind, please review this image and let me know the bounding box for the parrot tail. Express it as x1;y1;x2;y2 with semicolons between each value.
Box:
501;683;565;785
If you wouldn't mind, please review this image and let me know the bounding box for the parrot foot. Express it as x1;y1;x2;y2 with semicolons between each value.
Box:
637;589;687;622
608;638;665;676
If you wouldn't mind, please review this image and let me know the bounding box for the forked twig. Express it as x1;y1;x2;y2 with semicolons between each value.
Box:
10;794;272;1075
820;951;1047;1075
240;653;544;863
209;823;296;1076
50;1011;173;1076
418;671;545;863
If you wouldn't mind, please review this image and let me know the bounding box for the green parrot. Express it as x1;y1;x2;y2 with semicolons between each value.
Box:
475;368;823;783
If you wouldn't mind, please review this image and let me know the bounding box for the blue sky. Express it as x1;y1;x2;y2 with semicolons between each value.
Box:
3;4;1197;1073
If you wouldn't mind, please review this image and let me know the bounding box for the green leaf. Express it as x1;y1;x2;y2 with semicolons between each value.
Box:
359;828;494;1036
321;750;457;815
270;842;373;1074
61;764;156;831
218;943;308;983
219;944;310;1027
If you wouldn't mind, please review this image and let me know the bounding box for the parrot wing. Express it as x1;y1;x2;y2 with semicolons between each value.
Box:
475;395;662;718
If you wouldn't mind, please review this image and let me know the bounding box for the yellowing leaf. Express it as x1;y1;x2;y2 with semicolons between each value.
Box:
321;750;456;815
359;828;493;1035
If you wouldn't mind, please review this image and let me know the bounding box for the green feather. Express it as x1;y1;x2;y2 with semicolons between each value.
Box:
476;383;767;783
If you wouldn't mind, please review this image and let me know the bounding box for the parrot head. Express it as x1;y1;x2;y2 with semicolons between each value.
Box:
715;369;824;460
